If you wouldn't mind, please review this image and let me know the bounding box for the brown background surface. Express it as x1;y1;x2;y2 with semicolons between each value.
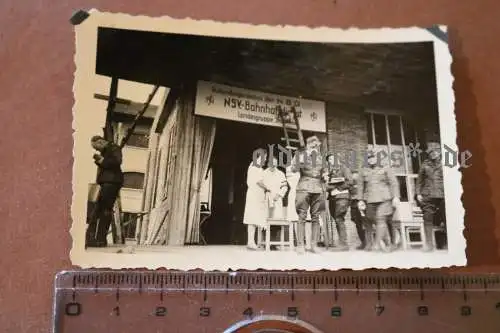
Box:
1;0;500;332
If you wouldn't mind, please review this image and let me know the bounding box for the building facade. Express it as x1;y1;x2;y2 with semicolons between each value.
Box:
139;81;441;247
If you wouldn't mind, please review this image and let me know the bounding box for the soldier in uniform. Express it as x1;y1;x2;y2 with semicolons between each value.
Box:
86;135;124;248
290;135;327;254
356;150;400;252
324;153;354;251
349;171;366;250
416;142;446;251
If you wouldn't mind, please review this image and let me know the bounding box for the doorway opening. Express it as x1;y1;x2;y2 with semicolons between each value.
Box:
201;119;314;245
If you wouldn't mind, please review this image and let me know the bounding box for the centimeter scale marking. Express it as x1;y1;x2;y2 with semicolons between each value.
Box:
54;271;500;333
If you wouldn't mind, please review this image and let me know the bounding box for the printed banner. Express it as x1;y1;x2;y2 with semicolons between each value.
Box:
194;81;326;132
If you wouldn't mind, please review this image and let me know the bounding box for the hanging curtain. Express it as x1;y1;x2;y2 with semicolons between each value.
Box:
185;117;216;243
162;85;216;246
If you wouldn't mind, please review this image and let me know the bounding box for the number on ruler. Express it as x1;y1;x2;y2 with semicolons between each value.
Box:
155;306;167;317
65;302;81;316
200;307;210;317
331;306;342;317
243;307;253;317
417;306;429;316
461;305;471;316
113;306;120;316
375;304;385;316
287;307;298;317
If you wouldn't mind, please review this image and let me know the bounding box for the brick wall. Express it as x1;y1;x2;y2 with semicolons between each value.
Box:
322;102;441;248
325;101;368;172
322;101;366;247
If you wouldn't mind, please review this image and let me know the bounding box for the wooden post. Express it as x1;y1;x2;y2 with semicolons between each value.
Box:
104;77;119;141
104;77;120;244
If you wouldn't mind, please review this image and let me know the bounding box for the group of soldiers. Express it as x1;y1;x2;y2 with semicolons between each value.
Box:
285;135;446;254
86;131;446;253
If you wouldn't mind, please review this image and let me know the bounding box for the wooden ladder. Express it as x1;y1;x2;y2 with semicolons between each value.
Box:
277;102;305;151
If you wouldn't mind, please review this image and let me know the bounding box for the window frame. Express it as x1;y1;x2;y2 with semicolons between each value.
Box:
365;110;421;205
121;171;146;190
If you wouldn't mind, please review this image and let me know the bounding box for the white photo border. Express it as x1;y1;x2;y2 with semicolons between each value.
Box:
70;9;465;270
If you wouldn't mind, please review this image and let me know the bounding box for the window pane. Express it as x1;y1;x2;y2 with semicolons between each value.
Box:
373;114;387;145
388;115;402;145
365;113;373;145
123;172;145;189
126;133;149;148
403;118;417;146
397;176;408;202
402;118;420;173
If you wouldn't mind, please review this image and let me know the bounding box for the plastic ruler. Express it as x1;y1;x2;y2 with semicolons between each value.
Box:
53;270;500;332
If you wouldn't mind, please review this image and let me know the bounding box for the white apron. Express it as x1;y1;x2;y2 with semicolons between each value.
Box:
263;168;287;219
242;163;268;227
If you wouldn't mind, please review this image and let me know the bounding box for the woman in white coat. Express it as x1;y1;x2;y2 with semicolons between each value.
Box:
243;148;269;250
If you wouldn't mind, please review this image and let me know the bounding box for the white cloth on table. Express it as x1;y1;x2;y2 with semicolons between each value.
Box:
263;168;287;219
242;163;268;227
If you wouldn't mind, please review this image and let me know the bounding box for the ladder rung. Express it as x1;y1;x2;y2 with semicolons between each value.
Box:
285;145;298;150
281;137;301;143
284;129;299;135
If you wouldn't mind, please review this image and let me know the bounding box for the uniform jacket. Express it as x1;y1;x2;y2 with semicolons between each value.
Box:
95;143;124;185
349;175;358;200
356;166;400;203
416;159;444;198
325;165;353;199
290;148;326;193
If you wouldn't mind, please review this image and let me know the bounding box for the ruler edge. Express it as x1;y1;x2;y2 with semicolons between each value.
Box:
53;270;500;292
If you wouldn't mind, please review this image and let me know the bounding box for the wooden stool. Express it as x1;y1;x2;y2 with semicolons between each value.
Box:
260;219;294;251
394;221;425;250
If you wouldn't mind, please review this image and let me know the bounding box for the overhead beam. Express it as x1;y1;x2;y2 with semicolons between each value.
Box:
94;93;131;105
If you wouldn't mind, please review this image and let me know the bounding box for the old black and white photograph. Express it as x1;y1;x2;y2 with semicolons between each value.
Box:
71;11;465;269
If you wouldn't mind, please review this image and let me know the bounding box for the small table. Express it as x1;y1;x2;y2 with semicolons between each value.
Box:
260;219;295;251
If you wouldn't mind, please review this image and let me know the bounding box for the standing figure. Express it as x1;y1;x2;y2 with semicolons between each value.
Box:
286;164;313;250
416;143;446;251
86;136;124;248
263;157;288;219
263;156;289;250
325;153;353;251
291;135;327;254
285;165;300;223
349;171;366;250
243;148;269;250
356;150;400;252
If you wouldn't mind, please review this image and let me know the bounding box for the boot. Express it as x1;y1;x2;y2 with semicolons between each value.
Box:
333;220;349;251
305;223;312;251
422;223;434;252
382;229;395;252
355;223;366;250
309;223;322;253
95;210;112;247
295;223;305;254
363;222;374;251
372;220;387;252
